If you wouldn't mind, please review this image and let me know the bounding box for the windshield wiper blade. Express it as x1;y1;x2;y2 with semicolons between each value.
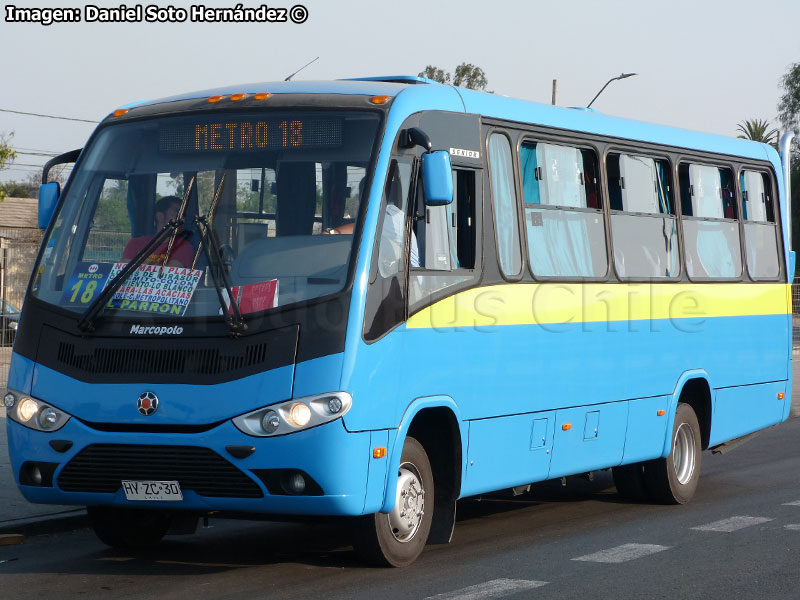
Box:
77;220;181;331
77;177;195;332
195;214;246;334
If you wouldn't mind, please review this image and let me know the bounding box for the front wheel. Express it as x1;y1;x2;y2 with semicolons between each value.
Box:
643;402;702;504
88;506;172;549
354;436;434;567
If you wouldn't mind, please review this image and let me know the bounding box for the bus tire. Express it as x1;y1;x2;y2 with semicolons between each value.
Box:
643;402;702;504
354;436;434;567
612;463;648;501
88;506;171;549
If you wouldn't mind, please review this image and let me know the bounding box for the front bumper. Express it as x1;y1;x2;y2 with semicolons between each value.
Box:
7;415;385;516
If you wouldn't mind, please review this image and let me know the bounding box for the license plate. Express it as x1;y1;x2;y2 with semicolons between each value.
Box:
122;480;183;501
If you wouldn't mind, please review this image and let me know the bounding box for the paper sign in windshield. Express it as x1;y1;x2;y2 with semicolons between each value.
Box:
231;279;279;314
61;261;114;307
107;263;202;316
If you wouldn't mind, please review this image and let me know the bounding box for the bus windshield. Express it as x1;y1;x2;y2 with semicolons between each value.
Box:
31;110;380;320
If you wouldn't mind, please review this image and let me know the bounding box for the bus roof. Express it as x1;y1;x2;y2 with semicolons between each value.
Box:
119;77;775;164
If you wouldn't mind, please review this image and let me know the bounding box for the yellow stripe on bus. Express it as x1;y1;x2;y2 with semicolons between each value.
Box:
406;283;791;330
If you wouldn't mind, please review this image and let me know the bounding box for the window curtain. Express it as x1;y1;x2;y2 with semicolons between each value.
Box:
488;134;521;276
524;143;593;277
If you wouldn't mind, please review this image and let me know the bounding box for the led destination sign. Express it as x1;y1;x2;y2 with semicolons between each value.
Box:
159;117;343;153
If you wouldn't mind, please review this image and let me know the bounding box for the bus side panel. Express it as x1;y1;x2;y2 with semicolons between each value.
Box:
548;401;628;479
621;395;670;464
461;412;555;497
709;382;786;446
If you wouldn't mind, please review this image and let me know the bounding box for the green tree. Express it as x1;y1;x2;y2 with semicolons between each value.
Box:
418;65;450;84
777;63;800;263
736;119;778;146
0;132;18;202
453;63;488;91
778;62;800;150
418;63;489;90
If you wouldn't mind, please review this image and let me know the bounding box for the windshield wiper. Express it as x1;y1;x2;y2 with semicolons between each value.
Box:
77;178;195;332
195;214;246;334
193;174;246;335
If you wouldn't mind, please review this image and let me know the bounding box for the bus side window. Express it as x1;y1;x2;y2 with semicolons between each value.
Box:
407;165;478;308
741;170;780;280
363;158;413;341
520;141;607;279
680;163;742;279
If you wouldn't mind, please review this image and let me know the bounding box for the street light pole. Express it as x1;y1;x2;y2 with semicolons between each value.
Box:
587;72;637;108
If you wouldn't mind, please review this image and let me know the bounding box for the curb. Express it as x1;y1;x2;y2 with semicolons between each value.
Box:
0;509;88;540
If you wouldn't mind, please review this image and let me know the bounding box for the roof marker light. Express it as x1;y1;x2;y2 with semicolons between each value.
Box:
370;95;390;105
208;95;225;103
230;93;248;101
254;92;271;100
112;108;129;117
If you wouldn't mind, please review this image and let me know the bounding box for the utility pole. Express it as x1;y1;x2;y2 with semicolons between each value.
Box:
551;80;558;106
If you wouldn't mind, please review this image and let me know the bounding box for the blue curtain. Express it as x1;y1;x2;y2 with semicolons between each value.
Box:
488;134;521;276
523;143;595;277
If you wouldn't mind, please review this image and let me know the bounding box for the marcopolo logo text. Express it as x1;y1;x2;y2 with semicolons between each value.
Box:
130;324;184;335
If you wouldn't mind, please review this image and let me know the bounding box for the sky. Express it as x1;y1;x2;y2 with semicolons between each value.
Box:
1;0;799;183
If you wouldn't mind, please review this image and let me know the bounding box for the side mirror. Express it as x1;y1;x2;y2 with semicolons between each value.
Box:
422;151;453;206
38;182;60;229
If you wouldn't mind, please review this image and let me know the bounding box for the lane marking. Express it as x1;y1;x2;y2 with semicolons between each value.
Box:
784;524;800;531
691;516;773;532
571;543;670;564
782;500;800;506
425;579;549;600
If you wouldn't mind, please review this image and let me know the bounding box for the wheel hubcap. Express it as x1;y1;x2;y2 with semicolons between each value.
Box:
387;462;424;542
673;423;696;485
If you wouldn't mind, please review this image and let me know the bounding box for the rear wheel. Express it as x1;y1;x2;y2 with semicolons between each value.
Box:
643;402;702;504
354;436;433;567
88;506;172;548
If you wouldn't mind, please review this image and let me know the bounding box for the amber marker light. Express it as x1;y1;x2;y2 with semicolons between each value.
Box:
778;392;785;400
230;93;247;101
657;410;666;416
207;95;225;103
253;92;272;100
112;108;129;117
370;95;390;105
373;447;387;459
562;423;572;431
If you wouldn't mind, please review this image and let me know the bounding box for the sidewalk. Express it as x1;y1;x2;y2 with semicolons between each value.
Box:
0;408;85;534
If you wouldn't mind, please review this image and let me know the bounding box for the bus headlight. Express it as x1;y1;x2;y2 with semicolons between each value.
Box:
232;392;352;437
5;390;72;432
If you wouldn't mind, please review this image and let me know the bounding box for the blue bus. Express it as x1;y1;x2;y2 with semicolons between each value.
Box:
4;76;794;567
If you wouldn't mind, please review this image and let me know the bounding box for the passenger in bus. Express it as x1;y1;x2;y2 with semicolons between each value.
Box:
122;195;194;267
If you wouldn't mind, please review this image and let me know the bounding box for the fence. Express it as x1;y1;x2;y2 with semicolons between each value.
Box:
0;228;44;392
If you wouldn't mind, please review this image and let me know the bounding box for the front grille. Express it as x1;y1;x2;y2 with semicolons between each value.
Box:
58;444;263;498
56;342;269;376
34;324;299;384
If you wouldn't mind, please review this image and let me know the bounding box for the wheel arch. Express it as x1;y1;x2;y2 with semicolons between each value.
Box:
380;396;466;516
662;370;713;457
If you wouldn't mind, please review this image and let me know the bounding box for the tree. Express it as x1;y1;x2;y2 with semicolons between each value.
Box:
0;132;18;202
418;63;489;90
418;65;450;85
736;119;778;146
778;62;800;149
453;63;488;91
